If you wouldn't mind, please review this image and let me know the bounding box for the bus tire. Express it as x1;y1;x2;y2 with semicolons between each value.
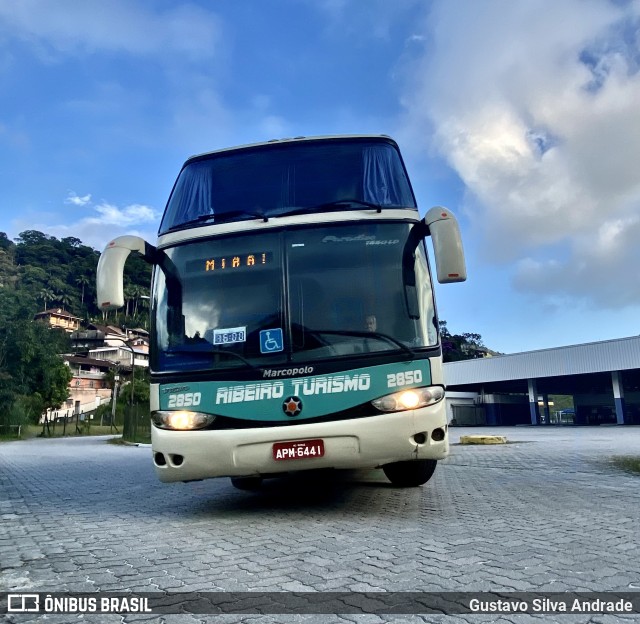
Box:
230;476;263;491
382;459;437;487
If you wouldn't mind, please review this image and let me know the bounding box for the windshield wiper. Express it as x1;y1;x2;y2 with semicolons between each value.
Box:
166;347;258;370
215;209;269;223
311;329;416;359
168;210;268;232
278;199;383;218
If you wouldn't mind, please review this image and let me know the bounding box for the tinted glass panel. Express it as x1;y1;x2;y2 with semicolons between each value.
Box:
159;139;416;234
152;233;284;372
151;223;436;374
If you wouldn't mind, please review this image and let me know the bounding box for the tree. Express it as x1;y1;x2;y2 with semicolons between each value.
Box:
39;355;73;413
21;266;47;290
15;230;51;246
115;366;150;406
0;229;151;431
439;320;488;362
124;283;135;318
131;285;141;318
0;248;18;289
0;320;72;427
10;229;149;323
39;288;55;311
75;275;90;304
56;291;73;309
61;236;82;248
0;232;14;251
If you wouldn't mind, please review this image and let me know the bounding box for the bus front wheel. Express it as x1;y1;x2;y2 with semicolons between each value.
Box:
382;459;437;487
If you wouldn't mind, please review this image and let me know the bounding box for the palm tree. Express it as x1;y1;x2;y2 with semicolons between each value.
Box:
39;288;55;310
137;295;150;329
123;282;136;318
131;285;149;318
57;292;73;310
75;275;90;304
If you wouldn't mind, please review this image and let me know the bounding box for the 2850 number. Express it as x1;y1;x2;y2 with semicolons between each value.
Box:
167;392;202;408
386;370;423;388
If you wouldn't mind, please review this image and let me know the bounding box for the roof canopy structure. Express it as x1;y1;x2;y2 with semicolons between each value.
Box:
444;336;640;425
445;335;640;392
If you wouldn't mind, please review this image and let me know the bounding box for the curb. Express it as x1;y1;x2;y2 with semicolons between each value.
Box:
123;441;152;448
459;434;508;445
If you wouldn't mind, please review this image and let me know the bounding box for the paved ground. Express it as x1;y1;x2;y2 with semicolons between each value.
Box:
1;426;639;624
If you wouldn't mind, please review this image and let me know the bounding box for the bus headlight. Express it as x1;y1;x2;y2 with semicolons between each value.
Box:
371;386;444;413
151;410;216;430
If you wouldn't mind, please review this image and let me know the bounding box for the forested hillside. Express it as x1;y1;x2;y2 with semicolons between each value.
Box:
0;230;152;432
0;230;151;327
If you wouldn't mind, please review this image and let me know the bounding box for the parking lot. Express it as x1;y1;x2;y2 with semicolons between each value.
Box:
1;426;639;623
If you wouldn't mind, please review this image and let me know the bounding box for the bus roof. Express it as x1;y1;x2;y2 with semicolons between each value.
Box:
184;134;399;165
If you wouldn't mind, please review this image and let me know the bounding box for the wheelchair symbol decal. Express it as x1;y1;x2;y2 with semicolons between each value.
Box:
259;328;284;354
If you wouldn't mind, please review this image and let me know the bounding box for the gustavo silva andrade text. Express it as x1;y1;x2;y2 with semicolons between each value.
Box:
469;597;634;614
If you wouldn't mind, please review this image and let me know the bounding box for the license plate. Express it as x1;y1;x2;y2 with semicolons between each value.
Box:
273;439;325;461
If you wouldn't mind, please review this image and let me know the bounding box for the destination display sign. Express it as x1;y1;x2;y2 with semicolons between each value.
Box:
186;252;273;273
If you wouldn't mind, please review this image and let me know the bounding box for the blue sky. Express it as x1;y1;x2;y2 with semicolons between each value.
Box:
1;0;639;355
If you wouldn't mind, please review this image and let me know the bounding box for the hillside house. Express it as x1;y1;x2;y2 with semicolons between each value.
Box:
43;355;114;422
33;308;81;333
89;345;149;368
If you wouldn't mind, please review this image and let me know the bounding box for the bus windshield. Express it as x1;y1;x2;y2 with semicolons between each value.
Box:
151;222;437;373
158;138;416;235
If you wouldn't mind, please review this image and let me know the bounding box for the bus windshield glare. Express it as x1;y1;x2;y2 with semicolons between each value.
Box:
151;222;436;373
158;139;417;235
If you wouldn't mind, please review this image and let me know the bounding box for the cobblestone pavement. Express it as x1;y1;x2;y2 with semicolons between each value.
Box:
1;426;639;624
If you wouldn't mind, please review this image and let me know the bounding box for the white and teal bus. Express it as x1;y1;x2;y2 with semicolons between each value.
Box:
97;135;466;489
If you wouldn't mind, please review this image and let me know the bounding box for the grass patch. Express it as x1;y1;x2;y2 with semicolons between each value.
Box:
0;434;22;443
1;424;124;441
29;424;121;437
611;456;640;475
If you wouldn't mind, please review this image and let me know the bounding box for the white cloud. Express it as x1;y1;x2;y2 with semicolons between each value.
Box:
314;0;423;39
0;2;231;157
23;198;160;251
90;202;157;227
65;192;91;206
514;212;640;309
0;0;221;61
400;0;640;308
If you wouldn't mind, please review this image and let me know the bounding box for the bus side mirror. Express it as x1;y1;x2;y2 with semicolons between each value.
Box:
97;235;154;309
424;206;467;283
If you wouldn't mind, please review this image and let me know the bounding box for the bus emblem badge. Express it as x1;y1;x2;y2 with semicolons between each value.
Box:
283;396;303;417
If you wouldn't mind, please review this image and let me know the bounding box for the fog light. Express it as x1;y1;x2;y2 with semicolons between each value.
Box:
431;427;446;442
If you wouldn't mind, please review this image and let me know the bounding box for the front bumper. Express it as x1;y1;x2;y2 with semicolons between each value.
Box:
151;402;448;483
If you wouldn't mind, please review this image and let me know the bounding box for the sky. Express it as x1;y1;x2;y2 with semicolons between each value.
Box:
1;0;639;355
